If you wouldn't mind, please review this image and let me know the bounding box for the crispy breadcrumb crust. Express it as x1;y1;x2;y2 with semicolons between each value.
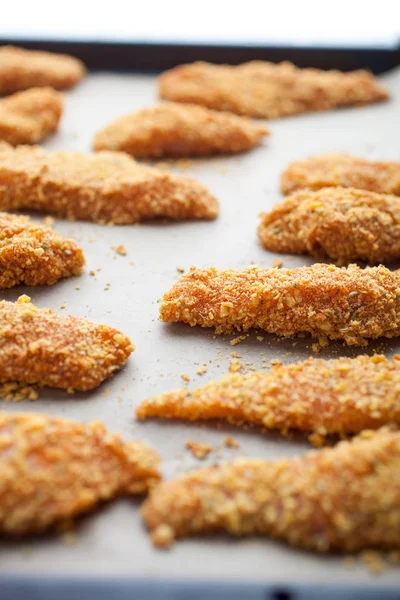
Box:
93;102;268;158
142;427;400;551
0;46;86;95
0;212;84;288
0;412;160;535
0;87;63;145
0;295;134;390
137;354;400;435
0;143;218;224
159;264;400;346
258;187;400;264
281;154;400;196
159;61;388;119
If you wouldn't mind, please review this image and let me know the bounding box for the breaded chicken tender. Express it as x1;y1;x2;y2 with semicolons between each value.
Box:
0;46;85;95
0;143;218;223
281;154;400;196
0;412;160;535
0;87;63;145
137;354;400;435
160;264;400;346
258;187;400;264
143;427;400;551
0;212;84;288
0;295;134;391
159;61;388;119
93;102;269;158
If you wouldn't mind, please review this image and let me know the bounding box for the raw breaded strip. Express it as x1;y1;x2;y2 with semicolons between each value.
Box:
281;154;400;196
143;427;400;551
0;295;134;391
93;102;269;158
0;212;84;287
0;143;218;224
0;45;85;95
159;61;388;119
0;87;63;145
137;354;400;435
159;264;400;346
258;187;400;264
0;412;160;535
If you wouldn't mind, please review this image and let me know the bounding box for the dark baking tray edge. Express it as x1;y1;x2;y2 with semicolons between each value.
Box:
1;576;400;600
0;38;399;73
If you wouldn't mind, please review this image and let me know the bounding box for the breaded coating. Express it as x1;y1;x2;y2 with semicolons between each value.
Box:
0;412;160;535
0;212;84;288
143;428;400;551
93;102;268;158
137;354;400;435
0;87;63;145
0;295;134;391
281;154;400;196
258;187;400;264
0;46;85;95
159;264;400;346
0;143;218;224
159;61;388;119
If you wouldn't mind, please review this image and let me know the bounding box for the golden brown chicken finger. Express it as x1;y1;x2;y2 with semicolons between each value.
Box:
93;102;269;158
159;61;388;119
137;354;400;435
258;187;400;264
281;154;400;196
160;264;400;346
0;295;134;391
0;143;218;224
0;45;86;95
0;212;84;287
0;87;63;145
0;412;160;535
143;427;400;551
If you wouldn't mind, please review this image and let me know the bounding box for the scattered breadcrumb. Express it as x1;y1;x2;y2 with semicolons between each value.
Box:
256;336;264;342
360;550;387;575
231;351;241;358
185;440;212;460
196;365;207;376
43;215;55;228
180;373;190;382
230;336;247;346
229;358;243;373
176;267;185;273
112;244;127;256
0;382;39;402
272;259;283;268
224;436;240;449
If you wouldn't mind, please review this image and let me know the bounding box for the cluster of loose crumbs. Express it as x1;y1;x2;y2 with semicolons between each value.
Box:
0;143;218;224
281;153;400;196
0;295;134;391
159;60;388;119
93;102;268;158
0;412;160;534
0;211;84;288
258;186;400;264
142;427;400;551
0;381;39;402
185;441;213;460
159;264;400;346
137;354;400;436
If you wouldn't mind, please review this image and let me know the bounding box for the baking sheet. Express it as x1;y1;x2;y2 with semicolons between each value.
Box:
0;66;400;586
